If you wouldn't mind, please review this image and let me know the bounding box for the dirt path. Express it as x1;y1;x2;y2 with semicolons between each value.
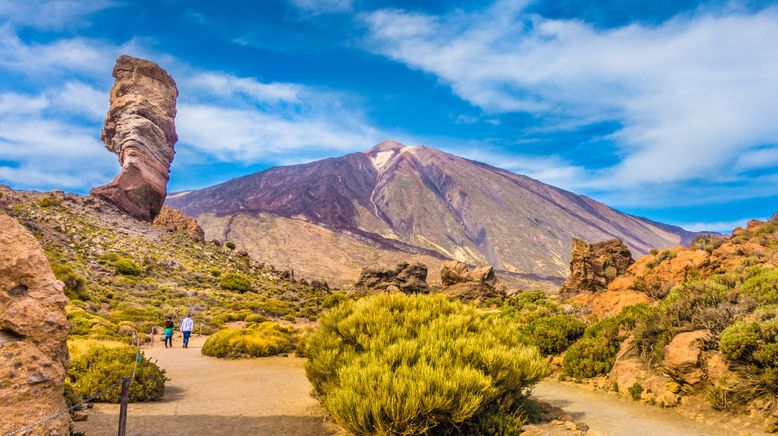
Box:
533;380;757;436
73;336;343;435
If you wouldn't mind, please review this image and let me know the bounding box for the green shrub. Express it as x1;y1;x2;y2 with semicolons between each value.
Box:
51;262;87;300
500;290;562;325
563;304;649;378
305;293;547;435
628;382;644;400
520;315;585;355
225;241;236;250
202;322;292;358
219;273;252;292
114;258;142;276
633;279;732;366
67;345;165;402
740;267;778;305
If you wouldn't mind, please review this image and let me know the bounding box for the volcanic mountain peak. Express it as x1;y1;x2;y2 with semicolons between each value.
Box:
167;141;698;287
366;140;418;172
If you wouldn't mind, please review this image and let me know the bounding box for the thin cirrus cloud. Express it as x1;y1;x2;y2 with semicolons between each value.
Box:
288;0;354;14
360;1;778;198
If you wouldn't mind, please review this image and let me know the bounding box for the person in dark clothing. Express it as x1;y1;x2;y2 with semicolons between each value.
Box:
164;317;174;348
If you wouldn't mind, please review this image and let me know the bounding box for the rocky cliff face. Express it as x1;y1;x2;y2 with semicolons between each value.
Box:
0;212;69;435
91;55;178;222
168;140;696;288
560;238;634;296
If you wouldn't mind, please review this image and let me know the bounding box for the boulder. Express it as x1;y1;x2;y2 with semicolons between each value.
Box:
705;352;733;387
355;262;428;294
0;213;70;435
152;206;204;241
561;238;634;296
438;261;505;302
609;338;680;406
663;330;709;385
90;55;178;222
440;261;497;286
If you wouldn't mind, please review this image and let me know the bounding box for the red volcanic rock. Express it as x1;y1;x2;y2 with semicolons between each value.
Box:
152;206;204;242
91;55;178;221
0;213;70;435
561;238;634;296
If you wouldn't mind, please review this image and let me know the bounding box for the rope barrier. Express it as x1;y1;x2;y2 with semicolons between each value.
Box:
4;334;146;436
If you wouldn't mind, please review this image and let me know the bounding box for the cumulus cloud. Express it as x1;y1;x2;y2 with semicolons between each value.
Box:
362;1;778;197
0;90;114;190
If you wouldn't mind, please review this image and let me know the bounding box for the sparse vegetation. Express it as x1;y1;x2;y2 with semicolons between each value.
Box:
628;382;644;400
305;293;547;434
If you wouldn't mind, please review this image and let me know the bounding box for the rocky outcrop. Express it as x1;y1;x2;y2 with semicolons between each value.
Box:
561;238;634;296
152;206;204;242
355;262;428;294
0;213;69;435
663;330;709;385
438;261;505;302
440;260;497;286
608;338;680;407
570;289;650;319
91;55;178;222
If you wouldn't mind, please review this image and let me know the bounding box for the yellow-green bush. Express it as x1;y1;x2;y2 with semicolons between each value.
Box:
114;257;142;276
201;322;292;358
305;293;547;434
218;272;252;292
719;312;778;398
50;261;87;300
67;344;165;402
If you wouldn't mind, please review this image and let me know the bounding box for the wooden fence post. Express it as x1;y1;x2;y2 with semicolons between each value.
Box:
117;377;130;436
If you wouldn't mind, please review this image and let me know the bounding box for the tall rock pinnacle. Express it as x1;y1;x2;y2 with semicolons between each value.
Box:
90;55;178;221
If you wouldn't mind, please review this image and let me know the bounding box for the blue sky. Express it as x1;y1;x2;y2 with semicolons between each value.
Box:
1;0;777;232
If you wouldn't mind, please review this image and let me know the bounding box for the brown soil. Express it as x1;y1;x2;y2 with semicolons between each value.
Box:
73;336;343;435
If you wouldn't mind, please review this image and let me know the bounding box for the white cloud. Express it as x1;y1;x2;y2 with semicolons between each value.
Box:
362;2;778;194
672;217;770;233
173;71;382;163
0;24;119;78
289;0;353;14
0;92;114;190
0;0;115;30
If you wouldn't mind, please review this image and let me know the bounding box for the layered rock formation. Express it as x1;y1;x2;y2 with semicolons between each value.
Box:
0;213;69;435
153;206;205;242
438;261;506;302
560;238;634;296
91;55;178;222
355;262;428;294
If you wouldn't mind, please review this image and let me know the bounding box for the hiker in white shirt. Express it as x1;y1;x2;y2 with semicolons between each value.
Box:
181;314;194;348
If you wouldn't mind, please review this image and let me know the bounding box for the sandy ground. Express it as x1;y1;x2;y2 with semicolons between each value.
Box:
73;336;343;436
533;381;764;436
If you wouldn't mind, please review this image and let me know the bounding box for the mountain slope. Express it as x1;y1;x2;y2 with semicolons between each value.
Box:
167;141;696;287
